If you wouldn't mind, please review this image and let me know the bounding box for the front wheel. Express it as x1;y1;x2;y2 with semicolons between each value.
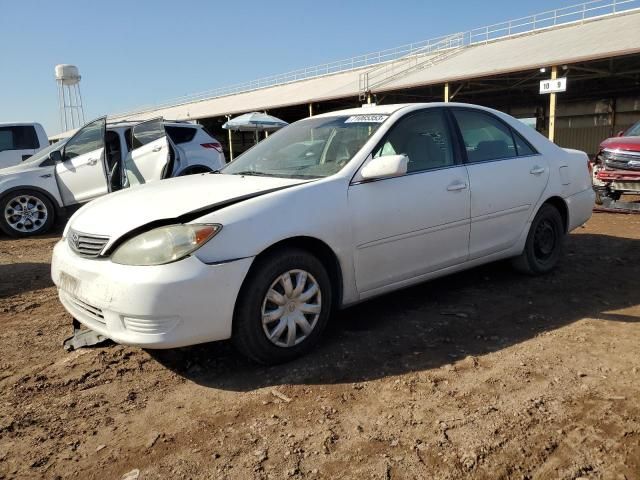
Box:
0;190;55;237
512;203;565;275
233;248;332;364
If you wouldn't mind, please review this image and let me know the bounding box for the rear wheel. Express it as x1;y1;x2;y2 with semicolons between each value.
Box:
512;203;565;275
0;190;55;237
233;248;332;364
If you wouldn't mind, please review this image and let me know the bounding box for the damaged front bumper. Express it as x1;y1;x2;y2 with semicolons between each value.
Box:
596;168;640;194
51;239;253;349
63;318;109;351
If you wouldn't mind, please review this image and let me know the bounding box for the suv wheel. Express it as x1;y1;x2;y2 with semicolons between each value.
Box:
0;190;55;237
233;248;332;364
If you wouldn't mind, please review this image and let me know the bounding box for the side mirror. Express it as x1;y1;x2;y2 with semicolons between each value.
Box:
49;150;63;163
360;154;408;181
617;130;625;137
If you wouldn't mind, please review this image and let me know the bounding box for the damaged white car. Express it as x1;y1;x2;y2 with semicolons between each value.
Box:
0;118;224;237
51;103;595;364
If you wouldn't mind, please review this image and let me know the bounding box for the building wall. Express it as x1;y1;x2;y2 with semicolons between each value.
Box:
555;96;640;156
511;96;640;157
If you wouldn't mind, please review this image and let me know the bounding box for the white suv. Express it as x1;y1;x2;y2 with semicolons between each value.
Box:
0;117;225;237
0;122;49;169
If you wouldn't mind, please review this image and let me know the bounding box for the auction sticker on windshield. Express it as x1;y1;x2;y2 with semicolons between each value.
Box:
344;115;388;123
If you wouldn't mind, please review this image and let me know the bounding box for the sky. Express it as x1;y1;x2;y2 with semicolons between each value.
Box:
0;0;579;134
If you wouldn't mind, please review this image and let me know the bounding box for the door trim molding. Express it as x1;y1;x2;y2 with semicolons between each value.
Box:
357;217;470;250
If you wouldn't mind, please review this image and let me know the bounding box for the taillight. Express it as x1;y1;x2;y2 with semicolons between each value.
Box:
201;142;223;153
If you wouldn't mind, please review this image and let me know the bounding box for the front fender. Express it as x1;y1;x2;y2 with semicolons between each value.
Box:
192;178;358;304
0;172;64;211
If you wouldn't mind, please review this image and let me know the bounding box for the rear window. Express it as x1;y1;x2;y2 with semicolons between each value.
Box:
0;126;40;151
166;126;197;144
452;109;537;162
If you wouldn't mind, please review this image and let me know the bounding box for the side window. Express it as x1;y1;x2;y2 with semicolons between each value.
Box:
513;130;537;156
132;119;165;149
0;128;13;151
0;126;39;151
373;110;454;173
63;118;105;161
165;126;197;144
453;110;517;163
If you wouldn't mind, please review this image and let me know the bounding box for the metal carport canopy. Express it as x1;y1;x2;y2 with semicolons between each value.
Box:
108;11;639;124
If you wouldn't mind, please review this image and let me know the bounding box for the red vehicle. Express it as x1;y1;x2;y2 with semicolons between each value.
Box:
593;121;640;204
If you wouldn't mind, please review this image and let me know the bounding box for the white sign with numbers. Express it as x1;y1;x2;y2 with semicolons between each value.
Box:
539;77;567;94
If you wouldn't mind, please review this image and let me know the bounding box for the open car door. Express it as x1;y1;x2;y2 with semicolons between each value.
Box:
124;118;174;186
55;117;108;205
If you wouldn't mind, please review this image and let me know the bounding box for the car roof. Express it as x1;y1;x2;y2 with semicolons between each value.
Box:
313;104;414;118
106;119;200;128
312;102;497;119
0;122;43;127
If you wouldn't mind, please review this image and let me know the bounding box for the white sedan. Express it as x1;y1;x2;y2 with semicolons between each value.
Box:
51;103;595;364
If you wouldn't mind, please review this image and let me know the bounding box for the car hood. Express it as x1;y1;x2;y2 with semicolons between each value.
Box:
68;173;307;243
600;136;640;152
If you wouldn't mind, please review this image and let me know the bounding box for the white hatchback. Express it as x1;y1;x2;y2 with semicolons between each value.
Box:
51;103;595;364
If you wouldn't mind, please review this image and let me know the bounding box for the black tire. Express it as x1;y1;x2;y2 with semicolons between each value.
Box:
511;203;565;276
0;190;55;238
233;248;333;364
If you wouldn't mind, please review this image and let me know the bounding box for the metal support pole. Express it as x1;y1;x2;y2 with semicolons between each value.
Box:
308;103;313;117
56;82;64;132
226;115;233;162
548;66;558;142
76;83;86;125
444;82;450;103
61;85;68;132
73;85;81;128
367;92;372;104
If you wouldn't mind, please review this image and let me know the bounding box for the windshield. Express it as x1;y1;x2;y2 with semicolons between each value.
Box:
24;139;68;165
625;121;640;137
222;114;387;179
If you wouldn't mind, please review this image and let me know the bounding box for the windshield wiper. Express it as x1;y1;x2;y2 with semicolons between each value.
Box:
232;171;278;177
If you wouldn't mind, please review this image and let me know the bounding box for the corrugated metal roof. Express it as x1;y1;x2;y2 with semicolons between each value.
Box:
110;12;640;123
50;10;640;140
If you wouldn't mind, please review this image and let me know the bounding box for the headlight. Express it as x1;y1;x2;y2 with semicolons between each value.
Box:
112;224;221;266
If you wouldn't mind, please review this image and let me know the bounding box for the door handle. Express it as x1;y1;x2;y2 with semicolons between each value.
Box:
87;158;98;166
152;146;163;152
447;182;468;191
530;166;545;175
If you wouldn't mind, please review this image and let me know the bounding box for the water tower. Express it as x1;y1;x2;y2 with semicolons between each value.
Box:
55;64;86;131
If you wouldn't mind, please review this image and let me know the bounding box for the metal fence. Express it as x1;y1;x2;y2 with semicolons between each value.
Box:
112;0;639;118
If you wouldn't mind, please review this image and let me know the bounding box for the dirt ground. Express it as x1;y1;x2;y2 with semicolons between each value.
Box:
1;211;639;480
